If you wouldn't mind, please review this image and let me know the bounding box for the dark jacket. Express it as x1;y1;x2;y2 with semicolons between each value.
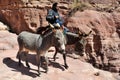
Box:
46;9;63;26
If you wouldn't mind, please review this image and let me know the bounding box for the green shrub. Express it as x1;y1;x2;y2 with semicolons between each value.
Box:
69;1;93;11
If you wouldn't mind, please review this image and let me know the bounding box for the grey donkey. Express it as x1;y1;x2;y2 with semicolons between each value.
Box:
53;30;92;61
17;29;68;76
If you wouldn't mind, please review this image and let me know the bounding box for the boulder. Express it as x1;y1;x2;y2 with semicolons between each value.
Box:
0;31;18;51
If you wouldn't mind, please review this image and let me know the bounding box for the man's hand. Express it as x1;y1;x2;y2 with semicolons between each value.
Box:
55;16;59;18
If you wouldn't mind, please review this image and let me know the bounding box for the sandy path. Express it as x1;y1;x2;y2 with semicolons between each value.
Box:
0;48;117;80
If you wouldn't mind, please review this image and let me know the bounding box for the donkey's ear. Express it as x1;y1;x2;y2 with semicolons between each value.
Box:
60;27;64;31
88;30;92;35
78;30;83;36
52;28;57;33
84;30;92;37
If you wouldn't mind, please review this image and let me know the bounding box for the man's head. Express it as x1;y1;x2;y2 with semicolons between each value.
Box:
52;2;58;12
52;2;58;7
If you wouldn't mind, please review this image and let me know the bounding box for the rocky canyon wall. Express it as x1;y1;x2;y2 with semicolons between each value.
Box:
67;10;120;72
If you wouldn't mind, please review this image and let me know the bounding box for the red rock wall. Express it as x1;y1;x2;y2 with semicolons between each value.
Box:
67;10;120;72
0;0;50;34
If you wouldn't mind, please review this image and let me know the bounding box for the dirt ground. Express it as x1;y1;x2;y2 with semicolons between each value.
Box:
0;47;118;80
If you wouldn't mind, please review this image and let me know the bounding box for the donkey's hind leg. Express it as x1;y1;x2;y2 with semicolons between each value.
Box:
36;54;41;76
17;50;22;67
17;43;24;67
24;51;30;68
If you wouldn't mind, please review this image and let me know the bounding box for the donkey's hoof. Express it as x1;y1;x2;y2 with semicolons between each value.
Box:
26;64;30;69
37;71;41;76
64;65;69;69
27;66;30;69
37;74;40;77
37;73;41;76
53;59;56;61
53;57;56;61
44;70;48;73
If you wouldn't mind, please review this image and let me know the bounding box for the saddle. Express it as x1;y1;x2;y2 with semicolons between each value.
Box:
37;23;61;36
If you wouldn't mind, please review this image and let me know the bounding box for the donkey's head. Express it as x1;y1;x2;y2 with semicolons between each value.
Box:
78;30;92;38
52;28;66;52
75;30;92;56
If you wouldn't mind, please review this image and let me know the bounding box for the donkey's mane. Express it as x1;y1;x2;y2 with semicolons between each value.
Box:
43;30;53;38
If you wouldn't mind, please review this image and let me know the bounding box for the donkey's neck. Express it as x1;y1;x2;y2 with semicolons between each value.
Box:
66;32;80;45
41;31;54;50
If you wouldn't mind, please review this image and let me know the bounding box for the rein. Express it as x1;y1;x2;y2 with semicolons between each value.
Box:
43;30;53;38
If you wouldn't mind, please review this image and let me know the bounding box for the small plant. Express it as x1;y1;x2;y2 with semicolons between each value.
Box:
67;1;93;17
69;1;92;11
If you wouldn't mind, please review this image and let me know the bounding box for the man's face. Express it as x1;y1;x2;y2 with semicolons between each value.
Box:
56;5;59;10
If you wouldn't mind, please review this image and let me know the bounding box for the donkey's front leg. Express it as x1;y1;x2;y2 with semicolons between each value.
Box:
17;51;22;67
44;56;49;73
53;47;58;61
62;50;68;69
24;51;30;68
36;54;41;76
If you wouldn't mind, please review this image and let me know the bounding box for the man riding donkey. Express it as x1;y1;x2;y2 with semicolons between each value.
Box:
44;2;69;35
37;2;93;69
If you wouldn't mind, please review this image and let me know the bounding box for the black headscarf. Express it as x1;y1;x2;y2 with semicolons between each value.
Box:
52;2;58;12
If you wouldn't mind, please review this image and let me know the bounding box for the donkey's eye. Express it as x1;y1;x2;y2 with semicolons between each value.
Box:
56;37;60;40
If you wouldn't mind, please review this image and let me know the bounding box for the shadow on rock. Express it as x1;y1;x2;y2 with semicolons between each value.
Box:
3;57;38;78
3;55;65;77
49;60;65;71
16;53;64;71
